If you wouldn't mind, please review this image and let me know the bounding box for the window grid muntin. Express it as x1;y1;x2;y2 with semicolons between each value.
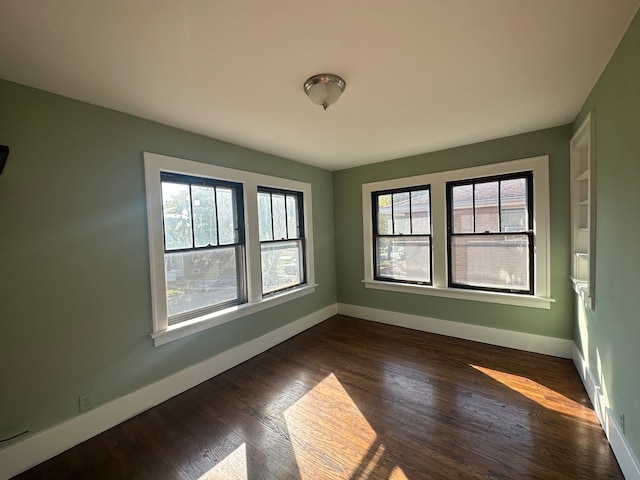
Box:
447;171;534;295
161;172;245;253
258;187;306;295
372;185;432;285
258;188;303;241
191;184;218;248
160;172;246;323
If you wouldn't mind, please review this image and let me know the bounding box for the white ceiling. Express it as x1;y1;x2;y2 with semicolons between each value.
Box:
1;1;638;171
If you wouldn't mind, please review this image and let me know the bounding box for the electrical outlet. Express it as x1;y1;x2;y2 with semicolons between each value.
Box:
79;392;95;413
620;414;625;434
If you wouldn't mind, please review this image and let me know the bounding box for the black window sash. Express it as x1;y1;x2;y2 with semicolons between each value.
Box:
446;171;534;295
257;187;304;240
372;185;432;285
160;172;245;254
160;171;247;319
258;187;306;295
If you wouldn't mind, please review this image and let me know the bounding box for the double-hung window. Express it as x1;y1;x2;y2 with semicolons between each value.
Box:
144;152;316;346
446;172;533;294
258;188;306;295
161;173;246;324
362;155;552;309
372;186;432;284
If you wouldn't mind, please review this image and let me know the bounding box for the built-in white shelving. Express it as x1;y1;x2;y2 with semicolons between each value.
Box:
570;112;596;310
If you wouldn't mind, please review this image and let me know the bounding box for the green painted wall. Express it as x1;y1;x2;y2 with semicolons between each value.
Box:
573;9;640;461
333;125;573;339
0;79;336;444
3;9;638;462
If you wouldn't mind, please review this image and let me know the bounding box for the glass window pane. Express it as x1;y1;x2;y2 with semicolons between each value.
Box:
261;240;303;294
216;188;237;245
162;182;192;250
474;182;499;233
500;178;528;232
392;192;411;234
411;189;430;234
377;236;431;283
164;247;238;320
286;195;298;239
450;234;530;291
192;185;217;248
272;194;287;240
377;194;392;235
452;185;473;233
258;192;273;241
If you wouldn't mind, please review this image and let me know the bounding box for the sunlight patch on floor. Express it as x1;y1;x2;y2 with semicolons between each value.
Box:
390;465;411;479
198;442;247;480
284;372;409;479
470;364;597;422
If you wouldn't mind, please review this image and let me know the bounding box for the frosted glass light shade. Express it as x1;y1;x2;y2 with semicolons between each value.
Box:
303;73;346;110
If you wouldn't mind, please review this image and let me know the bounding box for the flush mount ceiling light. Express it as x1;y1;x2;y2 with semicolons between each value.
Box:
303;73;346;110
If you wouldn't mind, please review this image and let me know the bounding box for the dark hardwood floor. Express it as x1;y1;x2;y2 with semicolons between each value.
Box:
14;315;622;479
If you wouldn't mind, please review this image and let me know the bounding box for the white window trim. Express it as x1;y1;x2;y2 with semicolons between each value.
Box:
362;155;554;309
144;152;316;346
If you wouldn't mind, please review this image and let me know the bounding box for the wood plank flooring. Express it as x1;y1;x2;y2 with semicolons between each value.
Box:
14;315;623;479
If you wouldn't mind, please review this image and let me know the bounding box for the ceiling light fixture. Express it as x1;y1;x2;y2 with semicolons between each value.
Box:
303;73;346;110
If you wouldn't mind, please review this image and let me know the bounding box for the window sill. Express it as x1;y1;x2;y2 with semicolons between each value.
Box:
362;280;554;309
151;284;317;346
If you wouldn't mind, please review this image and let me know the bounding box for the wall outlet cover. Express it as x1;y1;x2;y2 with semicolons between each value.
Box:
79;393;95;413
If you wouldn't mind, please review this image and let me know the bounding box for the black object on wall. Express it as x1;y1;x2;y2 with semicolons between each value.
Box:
0;145;8;175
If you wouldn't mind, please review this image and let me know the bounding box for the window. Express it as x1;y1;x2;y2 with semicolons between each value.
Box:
372;186;432;284
447;172;533;294
161;173;246;324
258;188;305;295
362;155;552;309
144;152;316;346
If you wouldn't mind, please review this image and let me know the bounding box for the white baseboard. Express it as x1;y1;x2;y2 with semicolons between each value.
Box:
8;304;635;480
0;304;337;480
337;303;573;358
338;304;639;478
572;345;640;480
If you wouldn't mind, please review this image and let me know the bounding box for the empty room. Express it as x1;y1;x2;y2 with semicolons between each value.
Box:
1;1;639;479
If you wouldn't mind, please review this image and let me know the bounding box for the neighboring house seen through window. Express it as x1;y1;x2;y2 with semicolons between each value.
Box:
446;172;533;294
361;155;552;309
